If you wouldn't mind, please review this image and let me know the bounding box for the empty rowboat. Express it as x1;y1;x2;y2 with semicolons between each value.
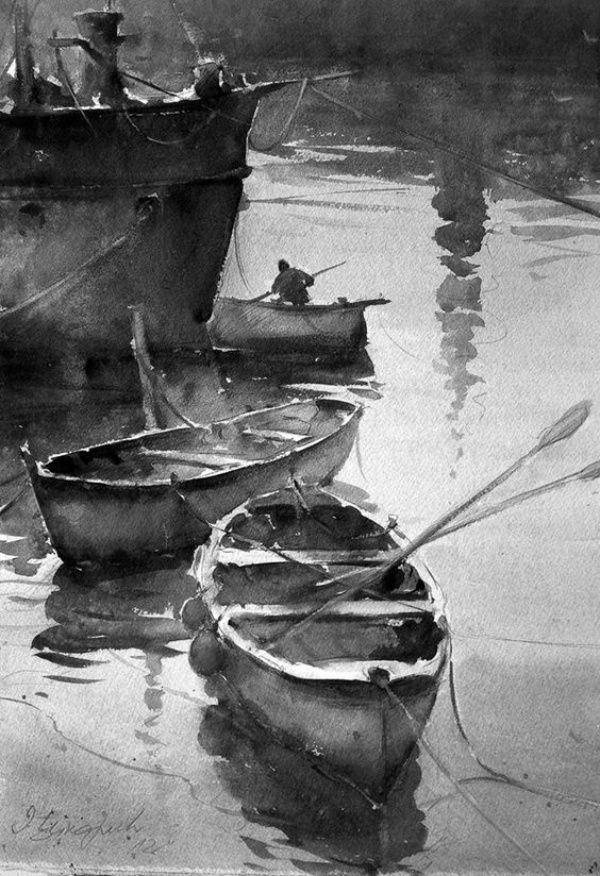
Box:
22;398;361;567
190;485;449;802
207;296;390;361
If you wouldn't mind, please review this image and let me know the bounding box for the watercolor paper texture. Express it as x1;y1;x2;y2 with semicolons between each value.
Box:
0;1;599;874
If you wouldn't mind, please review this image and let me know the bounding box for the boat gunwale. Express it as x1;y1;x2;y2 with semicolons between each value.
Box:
26;397;361;492
219;606;450;685
196;485;448;620
214;297;391;314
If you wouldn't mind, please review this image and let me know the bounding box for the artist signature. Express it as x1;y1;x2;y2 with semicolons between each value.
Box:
10;804;175;854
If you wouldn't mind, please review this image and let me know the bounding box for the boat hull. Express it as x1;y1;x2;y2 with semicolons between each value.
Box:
0;176;244;361
193;486;449;801
220;643;441;801
24;400;360;566
208;296;369;360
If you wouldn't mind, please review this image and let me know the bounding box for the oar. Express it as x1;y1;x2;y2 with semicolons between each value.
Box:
264;399;591;646
428;459;600;543
312;260;347;278
249;260;348;302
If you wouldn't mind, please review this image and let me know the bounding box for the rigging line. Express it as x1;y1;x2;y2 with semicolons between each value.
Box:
0;0;16;75
376;678;550;876
54;46;96;136
0;227;137;323
249;77;308;152
166;0;200;53
123;106;200;145
120;69;180;98
447;658;600;810
308;82;600;223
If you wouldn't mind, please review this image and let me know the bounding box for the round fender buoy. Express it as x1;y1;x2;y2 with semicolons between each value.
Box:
181;596;208;632
189;629;224;677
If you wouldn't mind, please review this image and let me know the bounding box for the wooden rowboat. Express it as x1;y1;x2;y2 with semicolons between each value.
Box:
207;296;390;361
21;398;361;568
190;485;449;802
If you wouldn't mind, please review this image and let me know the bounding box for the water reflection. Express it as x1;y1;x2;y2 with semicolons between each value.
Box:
32;556;195;656
431;115;487;472
198;681;426;872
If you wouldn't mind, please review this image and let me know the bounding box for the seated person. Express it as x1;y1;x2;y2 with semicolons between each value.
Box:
271;259;314;307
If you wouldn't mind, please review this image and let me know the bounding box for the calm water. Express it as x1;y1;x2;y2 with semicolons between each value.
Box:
1;69;600;874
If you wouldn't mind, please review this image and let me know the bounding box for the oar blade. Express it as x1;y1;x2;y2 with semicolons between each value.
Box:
578;459;600;480
535;400;591;450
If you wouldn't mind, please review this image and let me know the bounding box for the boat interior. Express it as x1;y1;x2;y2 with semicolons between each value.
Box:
40;400;350;483
213;490;429;606
225;603;445;668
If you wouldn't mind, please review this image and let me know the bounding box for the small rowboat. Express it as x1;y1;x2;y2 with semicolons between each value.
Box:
207;296;390;361
22;398;361;568
190;486;449;802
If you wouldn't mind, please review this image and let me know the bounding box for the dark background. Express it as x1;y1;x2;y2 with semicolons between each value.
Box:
2;0;600;73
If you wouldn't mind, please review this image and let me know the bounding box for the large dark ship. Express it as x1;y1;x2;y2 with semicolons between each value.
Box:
0;1;286;366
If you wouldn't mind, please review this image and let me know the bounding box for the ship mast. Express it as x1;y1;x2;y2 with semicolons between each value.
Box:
73;6;125;105
47;2;127;106
13;0;36;108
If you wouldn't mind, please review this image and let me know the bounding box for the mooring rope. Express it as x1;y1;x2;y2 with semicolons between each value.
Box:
307;79;600;223
446;656;600;811
0;217;145;322
371;671;551;875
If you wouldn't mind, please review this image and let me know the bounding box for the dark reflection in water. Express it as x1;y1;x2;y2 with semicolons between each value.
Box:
0;345;377;577
431;112;488;472
198;680;426;873
32;556;195;656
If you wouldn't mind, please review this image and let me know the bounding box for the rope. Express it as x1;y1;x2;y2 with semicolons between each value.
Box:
249;78;308;152
0;485;27;517
0;216;147;323
371;672;550;875
307;82;600;223
232;219;259;297
54;46;95;136
122;106;205;146
120;70;181;98
132;351;206;431
166;0;200;53
173;486;341;580
447;657;600;811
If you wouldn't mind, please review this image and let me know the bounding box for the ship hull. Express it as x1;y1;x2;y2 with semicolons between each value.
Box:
0;175;244;362
0;88;279;363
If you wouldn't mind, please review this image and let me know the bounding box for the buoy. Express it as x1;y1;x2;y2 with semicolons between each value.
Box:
181;596;208;632
189;628;224;677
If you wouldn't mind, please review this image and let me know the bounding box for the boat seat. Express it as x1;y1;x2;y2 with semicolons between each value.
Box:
138;448;247;468
217;548;393;567
242;428;309;443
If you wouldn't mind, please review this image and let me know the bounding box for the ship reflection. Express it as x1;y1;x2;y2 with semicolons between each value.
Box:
431;116;487;473
197;679;426;872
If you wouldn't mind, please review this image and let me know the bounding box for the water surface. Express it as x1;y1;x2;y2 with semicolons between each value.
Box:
1;69;600;874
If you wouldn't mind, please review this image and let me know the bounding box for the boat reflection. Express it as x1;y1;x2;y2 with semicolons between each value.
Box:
32;554;195;655
197;677;427;872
